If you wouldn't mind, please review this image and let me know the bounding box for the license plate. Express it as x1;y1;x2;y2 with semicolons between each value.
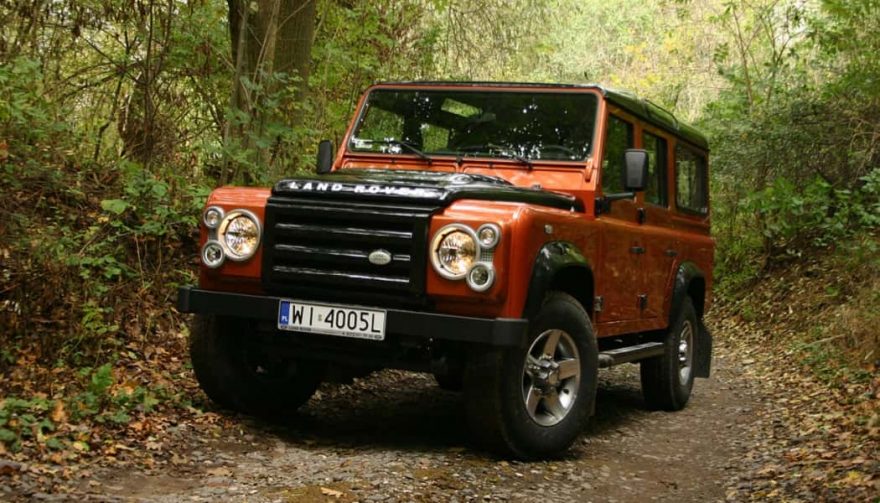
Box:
277;300;386;341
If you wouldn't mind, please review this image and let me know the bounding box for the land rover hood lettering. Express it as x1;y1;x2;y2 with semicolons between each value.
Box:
276;180;443;199
271;169;583;212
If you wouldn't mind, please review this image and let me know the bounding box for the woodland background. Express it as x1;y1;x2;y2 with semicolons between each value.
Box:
0;0;878;494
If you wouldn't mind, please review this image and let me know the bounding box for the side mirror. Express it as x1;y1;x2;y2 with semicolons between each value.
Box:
316;140;334;174
623;149;649;192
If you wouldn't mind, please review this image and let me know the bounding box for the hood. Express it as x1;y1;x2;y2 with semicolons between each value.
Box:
271;169;582;212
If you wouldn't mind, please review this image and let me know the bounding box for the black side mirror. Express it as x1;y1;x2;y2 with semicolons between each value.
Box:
624;149;649;191
316;140;334;174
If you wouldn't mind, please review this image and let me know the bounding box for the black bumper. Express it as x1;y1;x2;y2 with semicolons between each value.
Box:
177;286;528;347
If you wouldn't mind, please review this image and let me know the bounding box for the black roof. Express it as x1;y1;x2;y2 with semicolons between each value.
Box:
374;81;709;151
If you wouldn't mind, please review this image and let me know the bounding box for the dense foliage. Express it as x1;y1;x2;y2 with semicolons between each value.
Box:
0;0;877;373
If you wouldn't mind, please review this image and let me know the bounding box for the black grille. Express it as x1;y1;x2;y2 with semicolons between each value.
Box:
262;197;436;305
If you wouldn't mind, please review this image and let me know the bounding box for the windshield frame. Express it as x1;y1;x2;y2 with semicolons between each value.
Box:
343;84;602;167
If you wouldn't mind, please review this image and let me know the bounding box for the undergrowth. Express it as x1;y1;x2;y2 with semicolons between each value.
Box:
0;361;194;460
717;232;880;380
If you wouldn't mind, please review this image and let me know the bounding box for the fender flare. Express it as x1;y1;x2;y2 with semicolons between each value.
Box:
670;262;712;378
522;241;593;319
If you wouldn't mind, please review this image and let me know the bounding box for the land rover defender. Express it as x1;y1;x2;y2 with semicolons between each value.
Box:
177;82;714;459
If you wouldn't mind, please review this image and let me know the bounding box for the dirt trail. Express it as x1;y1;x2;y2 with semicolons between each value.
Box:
67;333;760;503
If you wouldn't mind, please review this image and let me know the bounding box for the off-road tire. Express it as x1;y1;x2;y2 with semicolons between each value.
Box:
463;292;598;459
640;296;697;411
190;315;323;417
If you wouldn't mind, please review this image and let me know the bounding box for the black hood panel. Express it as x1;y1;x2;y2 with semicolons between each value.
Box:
272;169;582;212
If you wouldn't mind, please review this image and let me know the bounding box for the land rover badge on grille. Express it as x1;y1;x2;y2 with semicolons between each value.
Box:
368;249;392;265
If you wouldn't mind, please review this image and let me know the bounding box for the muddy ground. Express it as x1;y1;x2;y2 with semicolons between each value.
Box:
31;334;762;503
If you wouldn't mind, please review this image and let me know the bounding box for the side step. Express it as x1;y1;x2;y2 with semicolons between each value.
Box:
598;342;665;368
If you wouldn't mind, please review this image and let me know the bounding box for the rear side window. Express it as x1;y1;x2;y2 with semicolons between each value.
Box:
643;132;668;206
602;115;633;195
675;145;708;214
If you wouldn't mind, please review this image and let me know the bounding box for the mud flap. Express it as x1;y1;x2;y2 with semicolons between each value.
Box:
693;319;712;378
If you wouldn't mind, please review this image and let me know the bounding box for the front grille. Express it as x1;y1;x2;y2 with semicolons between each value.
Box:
262;197;436;305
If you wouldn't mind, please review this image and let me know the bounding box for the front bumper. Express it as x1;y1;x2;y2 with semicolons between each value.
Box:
177;286;528;347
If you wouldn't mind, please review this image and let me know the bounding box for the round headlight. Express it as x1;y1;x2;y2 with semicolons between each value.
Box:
202;241;225;268
431;225;477;279
466;263;495;292
477;223;501;249
220;211;261;260
203;206;224;229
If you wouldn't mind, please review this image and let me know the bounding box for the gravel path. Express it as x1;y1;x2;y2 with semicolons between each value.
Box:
76;334;760;503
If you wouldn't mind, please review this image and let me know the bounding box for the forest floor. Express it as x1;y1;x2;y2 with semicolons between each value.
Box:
0;338;752;502
2;250;879;502
2;306;877;502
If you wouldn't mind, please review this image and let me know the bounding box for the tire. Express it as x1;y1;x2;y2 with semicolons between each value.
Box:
190;315;323;417
640;296;697;411
464;292;598;460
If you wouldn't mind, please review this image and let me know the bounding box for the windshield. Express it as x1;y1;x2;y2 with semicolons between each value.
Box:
349;89;599;162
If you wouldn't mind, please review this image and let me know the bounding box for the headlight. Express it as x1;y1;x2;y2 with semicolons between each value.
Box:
219;210;261;261
477;223;501;249
431;224;478;279
466;263;495;292
201;241;225;268
203;206;224;229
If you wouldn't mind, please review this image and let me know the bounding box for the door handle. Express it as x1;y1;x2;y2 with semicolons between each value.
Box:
665;249;678;257
630;246;645;255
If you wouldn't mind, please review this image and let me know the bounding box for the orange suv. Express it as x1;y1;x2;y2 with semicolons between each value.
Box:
177;82;714;459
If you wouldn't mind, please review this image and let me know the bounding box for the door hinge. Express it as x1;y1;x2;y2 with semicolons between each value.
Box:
594;296;604;312
638;294;648;310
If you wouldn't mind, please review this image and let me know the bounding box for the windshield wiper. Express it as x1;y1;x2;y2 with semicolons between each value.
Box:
360;139;433;164
459;143;533;170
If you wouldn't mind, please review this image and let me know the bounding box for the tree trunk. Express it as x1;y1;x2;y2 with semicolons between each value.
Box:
223;0;316;184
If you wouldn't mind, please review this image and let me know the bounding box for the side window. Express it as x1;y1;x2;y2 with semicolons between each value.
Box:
602;115;633;195
643;132;668;206
675;144;708;214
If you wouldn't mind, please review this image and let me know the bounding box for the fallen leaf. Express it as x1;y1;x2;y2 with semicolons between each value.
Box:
0;460;22;475
206;467;232;477
50;400;67;423
320;487;344;498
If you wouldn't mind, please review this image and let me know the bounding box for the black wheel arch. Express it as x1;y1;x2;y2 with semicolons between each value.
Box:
522;241;594;319
670;261;712;378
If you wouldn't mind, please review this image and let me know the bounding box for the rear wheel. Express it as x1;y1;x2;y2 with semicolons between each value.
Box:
190;315;323;417
640;296;697;411
464;292;598;459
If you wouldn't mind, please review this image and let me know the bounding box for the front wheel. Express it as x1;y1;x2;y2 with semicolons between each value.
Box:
464;292;598;459
190;315;323;417
640;296;697;411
